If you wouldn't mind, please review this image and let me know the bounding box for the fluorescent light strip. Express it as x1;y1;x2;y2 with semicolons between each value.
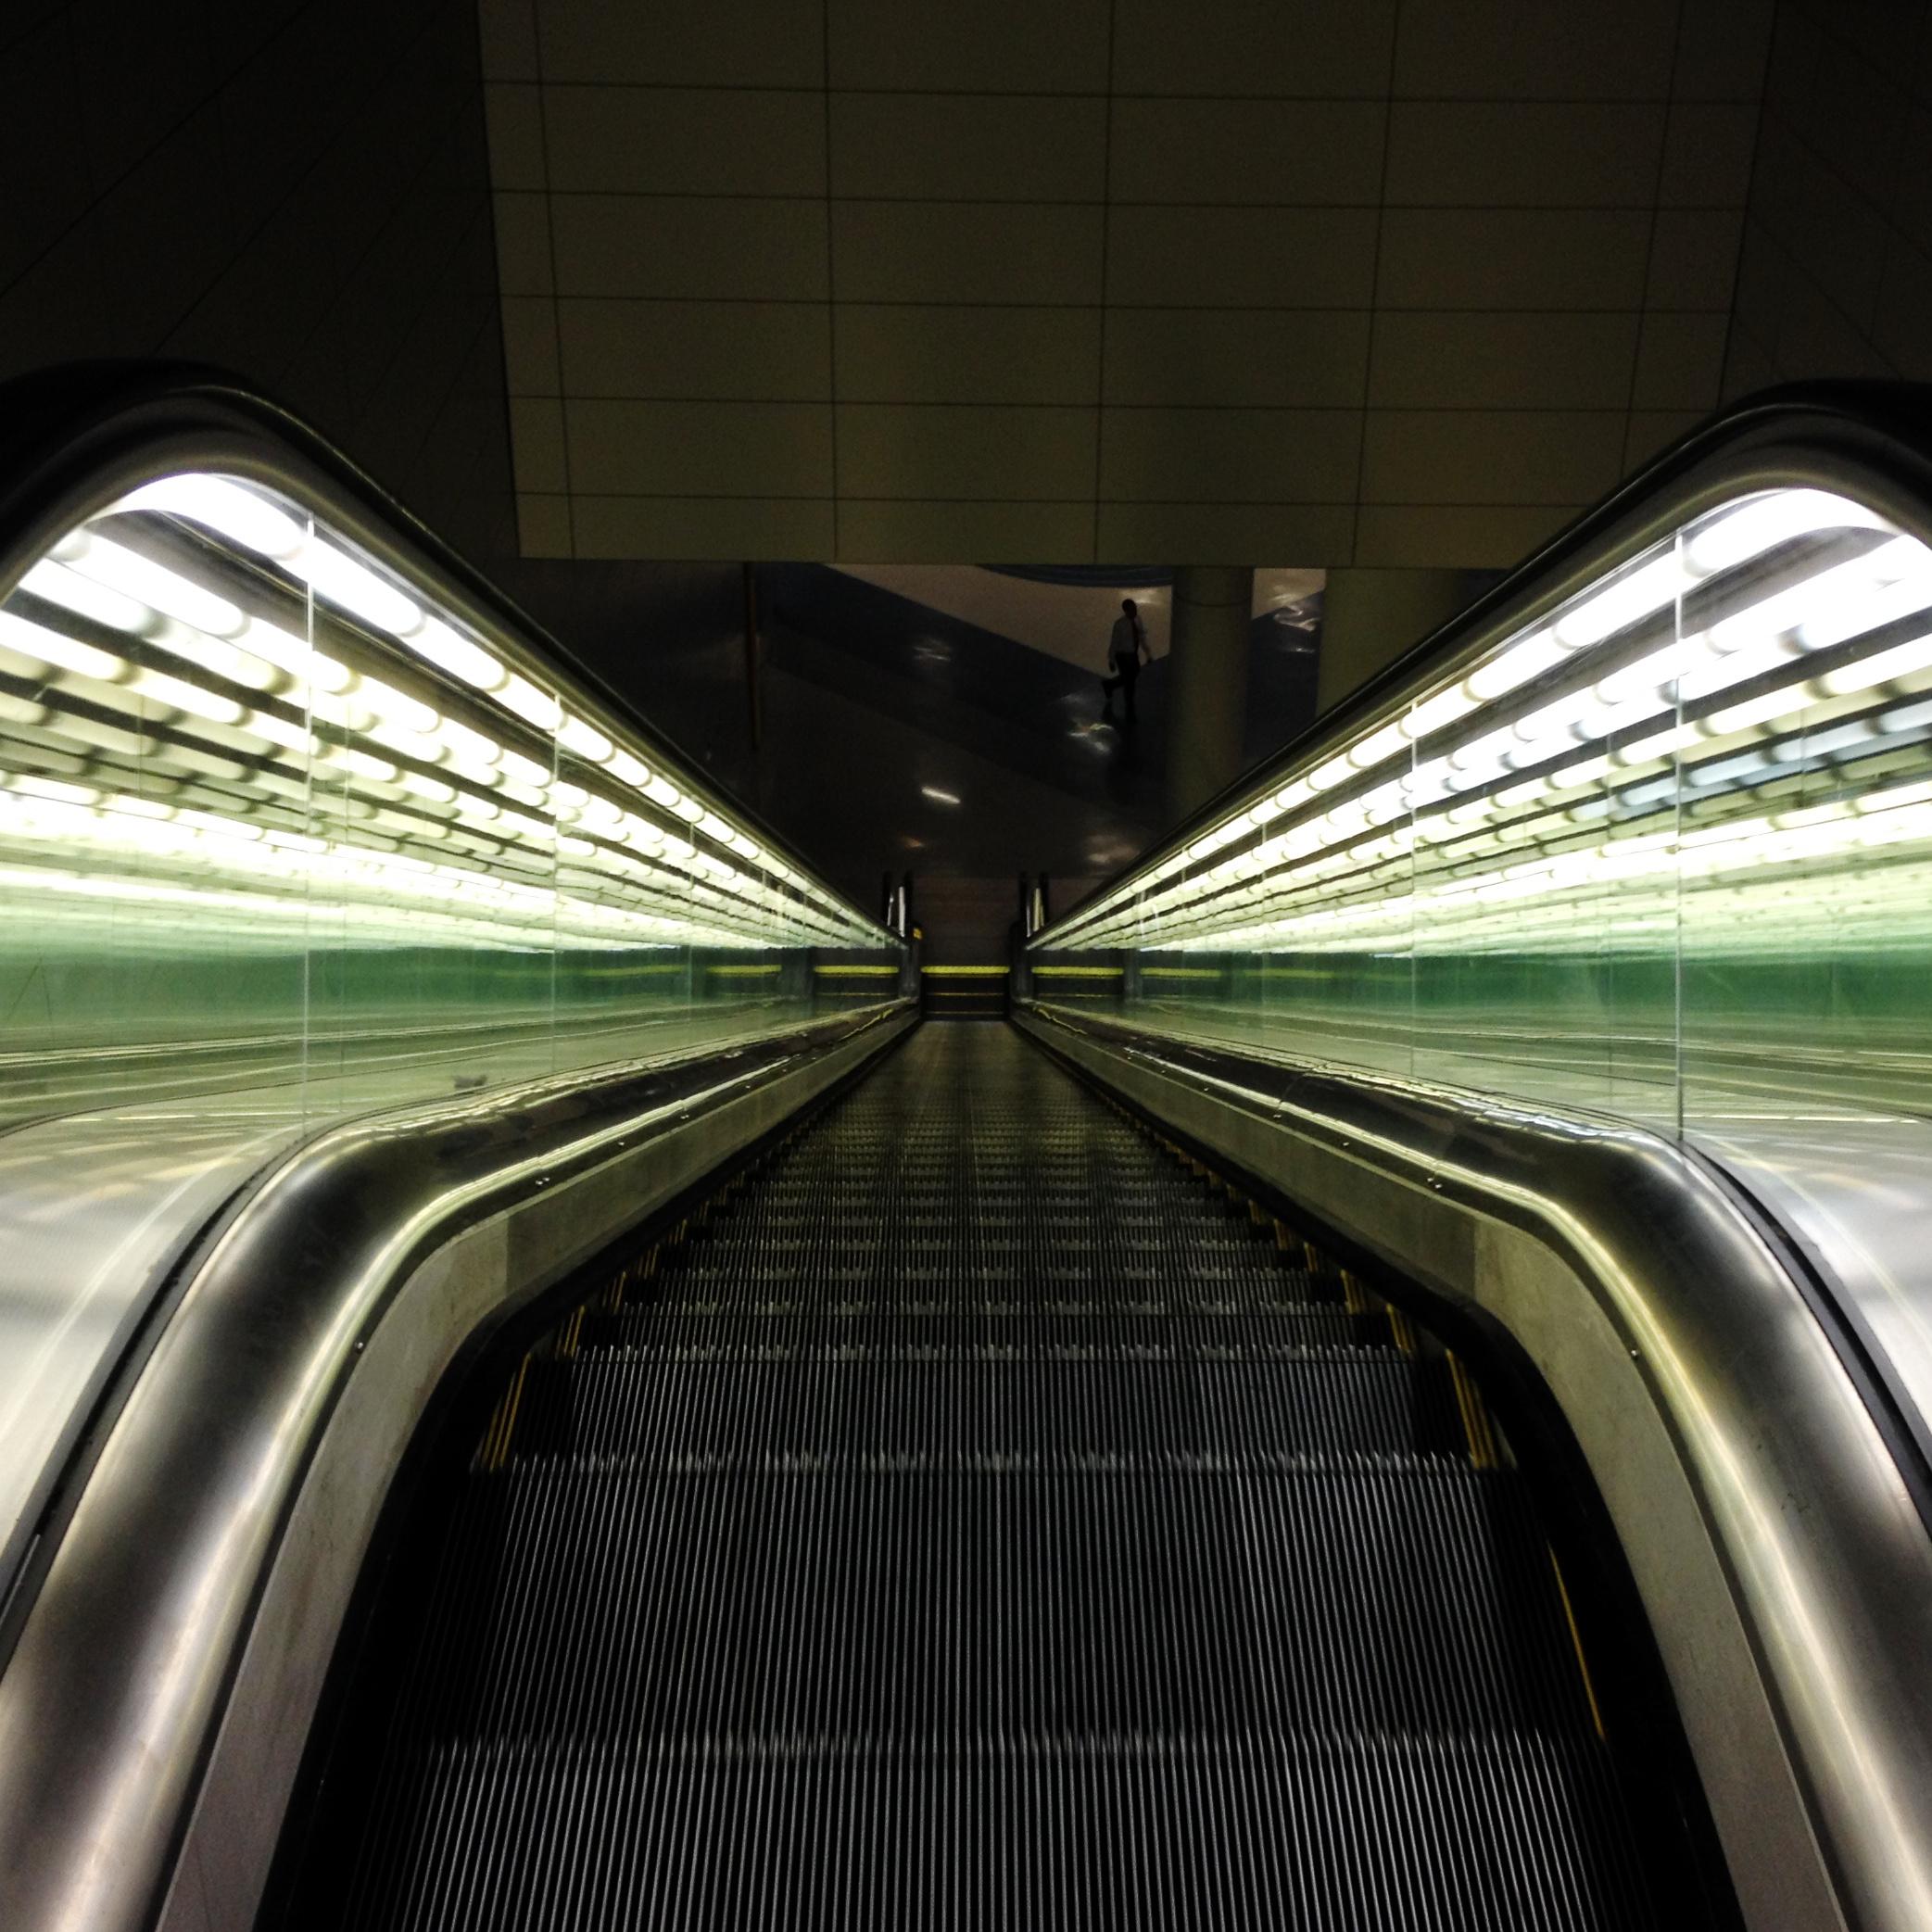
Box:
1046;492;1932;955
90;474;886;942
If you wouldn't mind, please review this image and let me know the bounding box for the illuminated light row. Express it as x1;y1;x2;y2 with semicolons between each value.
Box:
34;474;881;949
1042;487;1932;958
0;560;875;956
0;777;786;955
1135;781;1932;958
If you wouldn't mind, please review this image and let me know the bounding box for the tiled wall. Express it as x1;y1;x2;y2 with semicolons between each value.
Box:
487;0;1768;566
1725;0;1932;397
0;0;515;564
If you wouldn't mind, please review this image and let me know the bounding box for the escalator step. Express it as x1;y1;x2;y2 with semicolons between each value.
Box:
511;1355;1454;1461
347;1734;1650;1932
309;1024;1658;1931
378;1460;1587;1742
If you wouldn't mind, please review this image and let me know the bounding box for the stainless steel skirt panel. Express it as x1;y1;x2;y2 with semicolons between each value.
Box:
0;1004;914;1932
1016;1001;1932;1932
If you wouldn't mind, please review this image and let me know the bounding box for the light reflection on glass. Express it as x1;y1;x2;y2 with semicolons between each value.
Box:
0;472;898;1127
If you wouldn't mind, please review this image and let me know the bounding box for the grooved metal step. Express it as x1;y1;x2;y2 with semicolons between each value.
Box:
298;1024;1661;1932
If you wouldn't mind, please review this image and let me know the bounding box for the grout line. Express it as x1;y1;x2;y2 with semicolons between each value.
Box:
500;295;1736;317
532;6;575;561
1717;12;1778;399
513;188;1752;211
822;0;840;559
500;78;1763;106
1346;0;1405;565
1091;0;1118;564
1617;0;1689;453
509;395;1671;413
505;488;1591;510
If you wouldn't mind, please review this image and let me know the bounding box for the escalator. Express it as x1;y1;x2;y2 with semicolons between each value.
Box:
5;376;1932;1932
282;1024;1674;1930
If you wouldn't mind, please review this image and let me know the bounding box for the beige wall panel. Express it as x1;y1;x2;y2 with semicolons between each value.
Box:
1660;104;1760;208
1891;106;1932;261
572;494;836;560
1105;206;1377;309
1109;99;1387;206
1645;209;1747;314
1672;0;1776;100
1098;407;1360;502
831;201;1104;304
550;197;829;300
1623;410;1708;470
509;396;568;491
1762;10;1903;215
479;0;538;82
1110;0;1398;98
1729;221;1785;360
1721;323;1779;403
499;295;561;393
1376;208;1652;311
563;398;835;496
1384;103;1666;208
546;88;826;196
1369;312;1639;410
493;193;553;296
558;298;830;399
1104;310;1372;407
834;306;1102;404
485;83;545;191
1774;271;1893;378
1096;500;1356;565
1392;0;1677;100
837;404;1095;500
1631;313;1730;410
827;0;1109;92
1873;237;1932;380
1759;142;1891;327
829;94;1105;202
515;493;572;556
1356;503;1572;569
837;499;1097;562
537;0;824;87
1360;410;1626;506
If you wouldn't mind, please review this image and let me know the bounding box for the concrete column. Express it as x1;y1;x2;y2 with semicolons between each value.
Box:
1165;565;1253;824
1316;568;1475;714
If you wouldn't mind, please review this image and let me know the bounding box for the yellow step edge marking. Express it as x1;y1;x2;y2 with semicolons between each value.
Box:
1340;1269;1371;1316
1387;1307;1420;1356
708;964;782;976
1033;966;1124;978
1140;967;1222;979
1446;1354;1499;1470
813;963;900;975
1549;1550;1608;1740
483;1353;531;1471
922;965;1011;977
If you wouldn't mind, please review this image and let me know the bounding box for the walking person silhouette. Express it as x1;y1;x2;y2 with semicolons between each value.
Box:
1100;596;1149;726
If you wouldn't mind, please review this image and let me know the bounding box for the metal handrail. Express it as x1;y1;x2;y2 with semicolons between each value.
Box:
1033;380;1932;939
0;999;914;1932
0;360;878;928
1017;1000;1932;1932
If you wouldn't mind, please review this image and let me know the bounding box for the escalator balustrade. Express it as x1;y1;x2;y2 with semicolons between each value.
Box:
288;1024;1663;1931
